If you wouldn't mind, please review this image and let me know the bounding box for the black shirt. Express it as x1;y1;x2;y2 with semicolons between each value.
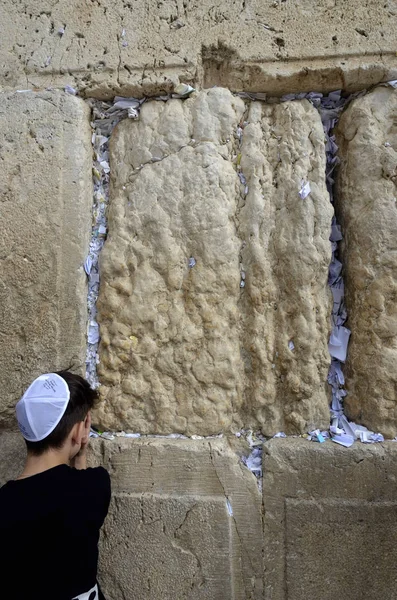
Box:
0;464;111;600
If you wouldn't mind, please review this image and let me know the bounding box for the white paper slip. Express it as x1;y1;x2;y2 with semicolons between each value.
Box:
299;182;311;199
328;326;351;362
331;434;354;448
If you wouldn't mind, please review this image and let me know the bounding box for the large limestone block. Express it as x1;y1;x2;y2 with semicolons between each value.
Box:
0;91;92;426
239;99;333;433
97;89;332;436
263;438;397;600
336;86;397;437
1;0;396;97
95;437;263;600
97;89;245;434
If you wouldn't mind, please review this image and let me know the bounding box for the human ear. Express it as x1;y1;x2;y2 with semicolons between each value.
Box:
82;412;91;443
70;421;85;458
84;411;92;431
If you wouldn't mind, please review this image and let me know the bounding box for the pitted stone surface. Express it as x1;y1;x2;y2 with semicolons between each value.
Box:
1;0;396;97
97;89;333;435
239;99;333;434
336;86;397;437
0;91;92;427
97;89;245;434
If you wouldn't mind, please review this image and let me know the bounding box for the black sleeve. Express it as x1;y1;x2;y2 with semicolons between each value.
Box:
73;466;111;527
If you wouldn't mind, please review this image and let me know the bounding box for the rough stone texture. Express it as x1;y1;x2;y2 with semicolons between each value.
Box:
336;86;397;437
0;91;92;427
97;88;245;435
239;99;333;434
1;1;396;98
97;88;332;436
263;438;397;600
0;434;264;600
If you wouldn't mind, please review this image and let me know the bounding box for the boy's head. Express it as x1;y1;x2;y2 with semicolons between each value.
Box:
16;371;98;457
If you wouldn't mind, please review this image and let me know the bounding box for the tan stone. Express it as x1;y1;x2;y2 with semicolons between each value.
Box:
335;86;397;437
0;91;92;427
239;99;333;433
97;88;245;435
0;0;396;98
97;89;332;435
98;437;263;600
5;433;397;600
263;438;397;600
0;432;27;485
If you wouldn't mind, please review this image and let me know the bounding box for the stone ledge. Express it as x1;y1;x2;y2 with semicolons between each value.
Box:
1;0;396;97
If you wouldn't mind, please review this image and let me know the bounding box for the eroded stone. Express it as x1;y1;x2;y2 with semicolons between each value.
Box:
335;86;397;437
97;89;333;435
239;99;333;434
0;91;92;427
97;89;245;434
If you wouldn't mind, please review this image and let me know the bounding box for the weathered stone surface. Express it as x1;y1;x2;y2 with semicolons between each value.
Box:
0;432;26;485
97;88;245;435
97;88;332;436
0;0;396;97
97;438;263;600
239;99;333;433
336;86;397;437
0;91;92;427
263;438;397;600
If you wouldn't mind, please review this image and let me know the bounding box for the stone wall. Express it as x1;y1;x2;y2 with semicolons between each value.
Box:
2;1;397;599
2;432;397;600
96;88;333;436
263;438;397;600
0;90;92;428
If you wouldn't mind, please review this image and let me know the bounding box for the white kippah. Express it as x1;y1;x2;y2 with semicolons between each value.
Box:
16;373;70;442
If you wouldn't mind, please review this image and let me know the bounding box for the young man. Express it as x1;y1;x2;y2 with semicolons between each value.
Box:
0;371;111;600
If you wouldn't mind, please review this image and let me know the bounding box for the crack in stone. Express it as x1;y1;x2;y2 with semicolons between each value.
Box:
208;442;253;598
